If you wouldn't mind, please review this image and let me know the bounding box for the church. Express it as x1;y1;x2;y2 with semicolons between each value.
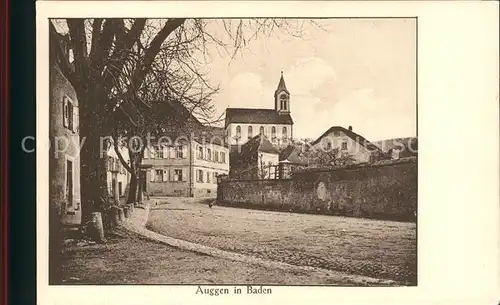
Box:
224;72;294;149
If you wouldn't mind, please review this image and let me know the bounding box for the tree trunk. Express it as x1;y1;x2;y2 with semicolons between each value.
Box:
136;170;144;203
78;94;109;236
126;171;137;204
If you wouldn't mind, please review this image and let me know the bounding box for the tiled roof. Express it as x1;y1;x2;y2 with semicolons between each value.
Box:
312;126;382;152
225;108;293;127
279;145;308;165
239;135;279;160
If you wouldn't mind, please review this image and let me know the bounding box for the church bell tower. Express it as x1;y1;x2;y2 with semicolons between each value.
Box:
274;71;290;114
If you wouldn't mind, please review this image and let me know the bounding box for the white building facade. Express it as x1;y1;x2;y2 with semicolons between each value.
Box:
225;72;294;149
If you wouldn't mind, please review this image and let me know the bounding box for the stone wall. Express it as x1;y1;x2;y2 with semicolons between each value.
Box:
218;157;417;222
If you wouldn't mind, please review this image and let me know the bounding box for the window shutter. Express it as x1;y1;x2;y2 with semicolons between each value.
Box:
73;104;77;132
162;170;168;182
163;146;168;159
182;168;187;181
62;98;69;128
150;146;155;158
150;169;155;182
182;145;187;158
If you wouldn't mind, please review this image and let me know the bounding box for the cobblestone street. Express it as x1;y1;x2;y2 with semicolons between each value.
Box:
146;197;417;285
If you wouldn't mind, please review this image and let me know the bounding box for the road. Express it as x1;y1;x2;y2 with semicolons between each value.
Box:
146;197;417;285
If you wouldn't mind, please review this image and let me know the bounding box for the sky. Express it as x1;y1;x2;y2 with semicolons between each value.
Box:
199;18;417;142
53;18;416;142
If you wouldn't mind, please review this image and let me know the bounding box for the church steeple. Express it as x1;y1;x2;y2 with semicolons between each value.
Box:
274;71;290;114
276;71;289;93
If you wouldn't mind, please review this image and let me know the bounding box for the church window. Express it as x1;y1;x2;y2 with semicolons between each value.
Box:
236;125;241;138
282;126;287;139
260;126;264;135
280;95;287;110
248;126;253;139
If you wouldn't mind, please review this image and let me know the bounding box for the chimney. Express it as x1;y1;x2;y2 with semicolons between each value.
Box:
348;126;353;131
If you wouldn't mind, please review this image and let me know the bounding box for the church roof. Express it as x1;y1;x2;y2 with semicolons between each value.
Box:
225;108;293;127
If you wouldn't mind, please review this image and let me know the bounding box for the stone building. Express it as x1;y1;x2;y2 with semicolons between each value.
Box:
49;54;81;226
142;125;230;198
225;72;294;149
105;146;131;203
311;126;382;164
229;134;280;180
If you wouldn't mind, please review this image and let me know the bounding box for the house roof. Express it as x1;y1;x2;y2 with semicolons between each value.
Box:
311;126;382;152
225;108;294;127
279;145;308;165
239;134;279;159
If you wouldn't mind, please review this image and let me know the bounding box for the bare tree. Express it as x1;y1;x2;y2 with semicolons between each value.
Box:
50;18;314;226
302;147;355;168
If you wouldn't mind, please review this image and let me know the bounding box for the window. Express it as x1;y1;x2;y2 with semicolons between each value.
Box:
341;142;348;150
248;126;253;139
174;169;183;182
155;145;164;159
280;96;287;110
214;150;219;162
327;142;332;151
282;126;287;140
176;145;184;158
197;170;204;182
213;172;217;183
63;96;75;131
198;146;203;159
207;148;212;161
259;126;264;135
236;125;241;138
220;152;226;163
155;170;163;182
271;126;276;140
207;171;211;183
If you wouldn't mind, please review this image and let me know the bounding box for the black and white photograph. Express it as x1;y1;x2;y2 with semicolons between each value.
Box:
47;15;417;287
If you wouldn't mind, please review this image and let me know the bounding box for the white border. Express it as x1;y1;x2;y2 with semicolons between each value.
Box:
36;1;500;305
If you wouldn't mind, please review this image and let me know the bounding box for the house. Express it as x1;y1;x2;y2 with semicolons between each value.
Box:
225;72;294;149
311;126;382;164
142;120;230;198
49;37;81;226
230;135;280;179
105;146;131;203
278;145;308;178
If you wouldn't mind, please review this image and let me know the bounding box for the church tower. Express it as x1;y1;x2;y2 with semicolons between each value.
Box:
274;71;290;114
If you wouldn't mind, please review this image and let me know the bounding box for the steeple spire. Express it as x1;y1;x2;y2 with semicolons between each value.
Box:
276;71;289;93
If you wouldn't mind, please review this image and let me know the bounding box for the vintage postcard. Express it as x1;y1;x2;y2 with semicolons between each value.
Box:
36;1;499;305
